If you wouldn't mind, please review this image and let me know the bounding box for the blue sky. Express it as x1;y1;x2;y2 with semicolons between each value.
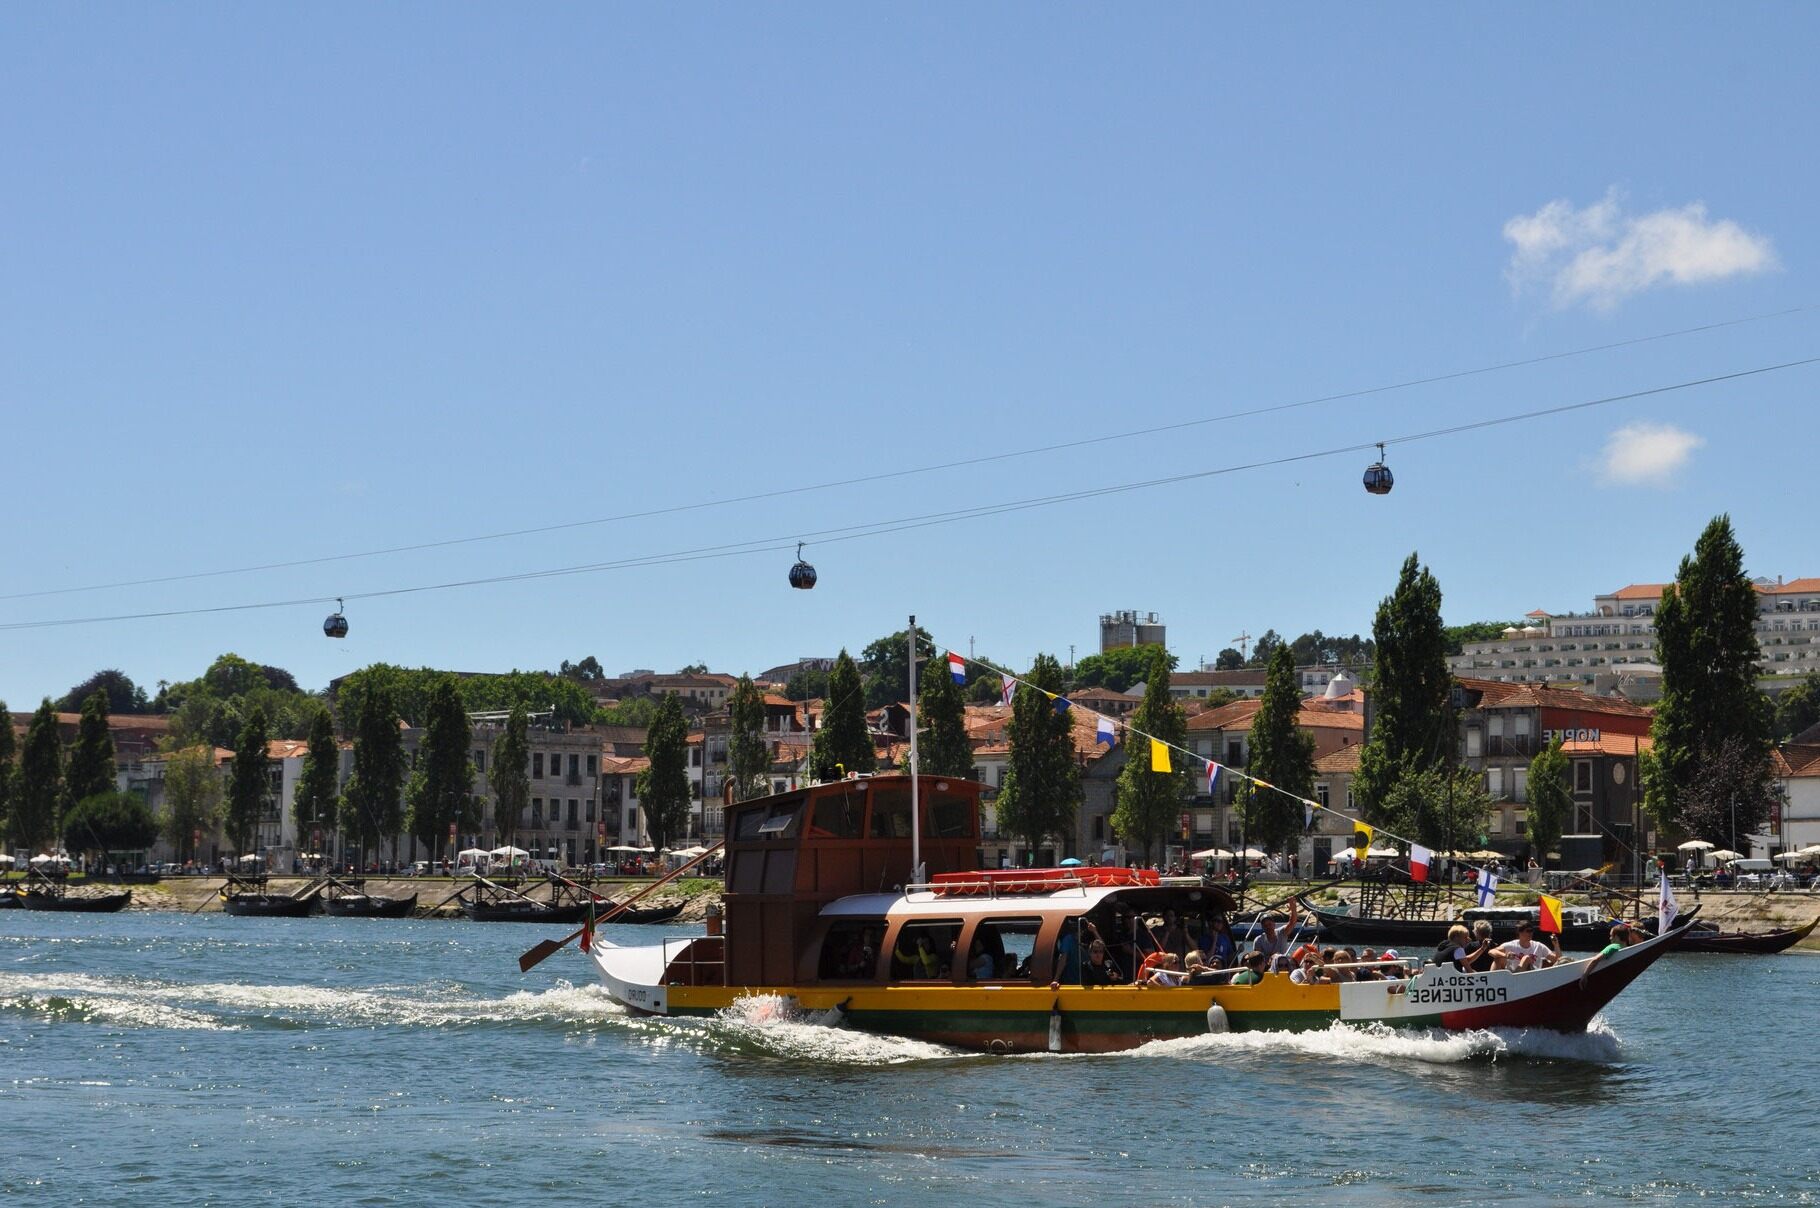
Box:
3;6;1816;704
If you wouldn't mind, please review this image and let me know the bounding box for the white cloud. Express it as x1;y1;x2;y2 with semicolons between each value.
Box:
1503;190;1775;311
1598;422;1704;487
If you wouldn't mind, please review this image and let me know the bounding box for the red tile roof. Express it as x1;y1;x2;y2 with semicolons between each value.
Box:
1560;734;1652;757
1611;583;1670;600
1315;746;1362;773
1774;744;1820;778
1472;683;1654;719
1760;577;1820;595
1186;699;1363;734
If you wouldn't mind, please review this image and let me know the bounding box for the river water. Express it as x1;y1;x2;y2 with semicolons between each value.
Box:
2;911;1815;1206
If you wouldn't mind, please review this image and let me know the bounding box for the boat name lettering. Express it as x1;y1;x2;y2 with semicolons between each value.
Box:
1405;971;1508;1007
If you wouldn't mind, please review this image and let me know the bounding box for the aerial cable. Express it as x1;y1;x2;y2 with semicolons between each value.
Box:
2;303;1810;604
1;355;1814;633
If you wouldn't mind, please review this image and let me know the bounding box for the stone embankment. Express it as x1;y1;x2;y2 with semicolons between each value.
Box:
96;876;722;921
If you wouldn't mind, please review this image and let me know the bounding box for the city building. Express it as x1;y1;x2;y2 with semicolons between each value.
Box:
1099;610;1165;652
1132;669;1268;700
1772;740;1820;854
1449;577;1820;692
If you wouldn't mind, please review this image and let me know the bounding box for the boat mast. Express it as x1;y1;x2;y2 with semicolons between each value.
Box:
909;614;921;884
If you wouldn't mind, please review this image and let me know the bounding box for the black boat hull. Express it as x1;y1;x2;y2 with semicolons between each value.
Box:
322;893;417;919
21;890;133;913
1671;916;1817;954
223;894;317;917
464;900;684;925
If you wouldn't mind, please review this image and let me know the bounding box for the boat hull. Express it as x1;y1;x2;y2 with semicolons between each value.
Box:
223;894;317;917
322;893;417;919
586;921;1690;1054
1671;916;1817;954
21;890;133;913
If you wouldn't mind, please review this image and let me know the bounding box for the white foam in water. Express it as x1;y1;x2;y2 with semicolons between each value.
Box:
1122;1016;1623;1066
712;994;958;1064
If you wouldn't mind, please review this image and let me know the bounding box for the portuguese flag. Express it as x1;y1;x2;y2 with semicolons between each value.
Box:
1537;894;1564;934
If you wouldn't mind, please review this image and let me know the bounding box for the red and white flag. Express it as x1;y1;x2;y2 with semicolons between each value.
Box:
1409;844;1432;883
1000;676;1017;706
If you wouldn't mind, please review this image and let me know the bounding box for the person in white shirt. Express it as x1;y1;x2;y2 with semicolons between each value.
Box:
1492;920;1559;970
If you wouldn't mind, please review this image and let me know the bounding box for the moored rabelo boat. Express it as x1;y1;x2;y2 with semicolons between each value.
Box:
585;772;1689;1053
21;888;133;913
322;891;418;918
1669;915;1817;954
1300;899;1623;952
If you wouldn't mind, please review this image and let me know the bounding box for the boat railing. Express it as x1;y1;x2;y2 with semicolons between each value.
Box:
905;876;1092;901
659;934;726;987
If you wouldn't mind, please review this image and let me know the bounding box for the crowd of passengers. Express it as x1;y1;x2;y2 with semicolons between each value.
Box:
833;900;1645;986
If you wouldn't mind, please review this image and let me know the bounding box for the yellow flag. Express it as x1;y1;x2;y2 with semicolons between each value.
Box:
1351;821;1374;852
1149;738;1172;773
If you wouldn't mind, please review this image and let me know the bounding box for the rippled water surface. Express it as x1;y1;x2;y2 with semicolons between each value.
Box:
2;911;1815;1205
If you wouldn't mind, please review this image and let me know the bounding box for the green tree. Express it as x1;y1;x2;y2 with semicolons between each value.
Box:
727;675;770;802
343;683;406;861
636;693;692;849
1355;553;1455;821
15;700;64;852
1072;644;1176;694
1676;733;1782;851
860;629;936;709
294;707;342;848
599;696;663;728
1525;737;1571;868
995;654;1081;861
558;655;604;682
1443;621;1519;657
63;691;118;815
1246;629;1284;668
1111;649;1190;864
406;676;478;862
1773;675;1820;741
1378;765;1492;851
56;669;148;715
916;658;974;779
61;791;160;863
1645;516;1774;834
965;662;1005;705
1246;645;1315;855
0;698;15;845
225;707;271;856
161;746;224;861
489;704;531;847
1214;648;1245;671
808;650;875;781
783;668;829;701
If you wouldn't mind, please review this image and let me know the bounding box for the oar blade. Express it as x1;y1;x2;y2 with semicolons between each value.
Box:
518;938;566;974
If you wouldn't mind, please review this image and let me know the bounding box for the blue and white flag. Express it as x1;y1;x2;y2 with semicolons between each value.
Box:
1476;868;1499;907
1206;761;1221;794
1095;714;1116;746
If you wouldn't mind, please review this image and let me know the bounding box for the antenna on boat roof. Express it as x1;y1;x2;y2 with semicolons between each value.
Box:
909;614;922;885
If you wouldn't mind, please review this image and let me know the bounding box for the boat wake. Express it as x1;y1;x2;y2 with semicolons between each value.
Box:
0;971;627;1032
705;994;959;1065
1122;1016;1624;1066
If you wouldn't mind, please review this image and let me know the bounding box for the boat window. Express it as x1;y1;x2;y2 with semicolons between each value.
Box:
806;790;865;839
817;918;885;980
733;807;767;840
965;917;1041;981
757;803;801;839
928;789;975;839
869;787;913;839
890;920;960;981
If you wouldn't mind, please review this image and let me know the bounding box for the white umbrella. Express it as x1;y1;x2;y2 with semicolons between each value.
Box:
1800;844;1820;857
1677;839;1714;852
1330;849;1359;863
671;846;709;859
0;853;14;866
1190;847;1232;860
489;846;529;859
1707;849;1743;862
1773;851;1806;863
607;845;646;854
1366;847;1401;858
29;853;69;865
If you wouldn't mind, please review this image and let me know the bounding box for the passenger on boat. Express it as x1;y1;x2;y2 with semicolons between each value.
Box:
1578;922;1637;987
1081;940;1124;986
1160;911;1189;961
1054;923;1081;984
1288;952;1328;985
1184;950;1225;985
1492;921;1559;970
1253;902;1300;970
894;933;944;980
1466;921;1498;972
1143;953;1188;987
1228;951;1267;985
1433;924;1490;971
1206;915;1237;968
970;944;996;980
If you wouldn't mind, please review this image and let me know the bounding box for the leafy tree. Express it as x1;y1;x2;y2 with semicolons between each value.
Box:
995;654;1081;860
1676;733;1782;851
1378;765;1492;851
1443;621;1519;657
343;683;406;861
1773;675;1820;741
163;652;321;748
63;691;117;815
62;791;160;862
1214;648;1245;671
15;700;64;852
1285;631;1376;670
333;663;598;738
406;676;479;860
559;655;605;682
1246;646;1315;855
56;669;148;714
1246;629;1284;668
1645;516;1774;833
1072;644;1176;694
489;704;531;847
809;651;875;781
1356;553;1455;821
598;696;662;728
727;675;770;802
965;662;1005;705
860;629;936;709
161;746;224;861
916;658;973;779
1525;737;1571;868
677;662;709;675
636;694;692;849
294;707;342;848
1111;648;1190;864
225;706;271;856
0;698;14;844
783;668;830;701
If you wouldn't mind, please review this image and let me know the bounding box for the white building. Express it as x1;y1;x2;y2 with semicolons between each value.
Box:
1449;577;1820;691
1773;742;1820;854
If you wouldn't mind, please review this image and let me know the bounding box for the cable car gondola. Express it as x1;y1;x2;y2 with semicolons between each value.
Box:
323;599;349;639
788;543;817;590
1362;443;1394;496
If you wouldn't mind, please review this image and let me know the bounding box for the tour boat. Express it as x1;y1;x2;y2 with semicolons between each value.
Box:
583;773;1688;1054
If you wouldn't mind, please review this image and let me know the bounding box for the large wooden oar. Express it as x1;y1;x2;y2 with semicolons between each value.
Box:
518;840;724;973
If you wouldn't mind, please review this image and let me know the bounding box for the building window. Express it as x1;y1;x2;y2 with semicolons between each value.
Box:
1487;767;1504;798
1466;729;1482;757
475;749;486;772
587;754;597;778
1315;784;1330;808
1515;810;1528;837
568;799;578;824
1514;714;1531;737
569;754;580;778
1489;715;1504;738
533;753;544;779
1574;761;1593;793
531;799;543;827
1513;768;1528;803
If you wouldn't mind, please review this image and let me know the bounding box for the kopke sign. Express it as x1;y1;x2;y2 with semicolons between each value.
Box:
1543;728;1600;743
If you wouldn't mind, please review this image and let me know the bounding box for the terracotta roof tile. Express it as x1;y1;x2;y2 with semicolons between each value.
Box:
1559;734;1652;757
1611;583;1670;600
1774;743;1820;777
1315;746;1361;773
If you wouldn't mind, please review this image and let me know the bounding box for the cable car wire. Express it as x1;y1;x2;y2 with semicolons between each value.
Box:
2;354;1812;635
1;304;1810;605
